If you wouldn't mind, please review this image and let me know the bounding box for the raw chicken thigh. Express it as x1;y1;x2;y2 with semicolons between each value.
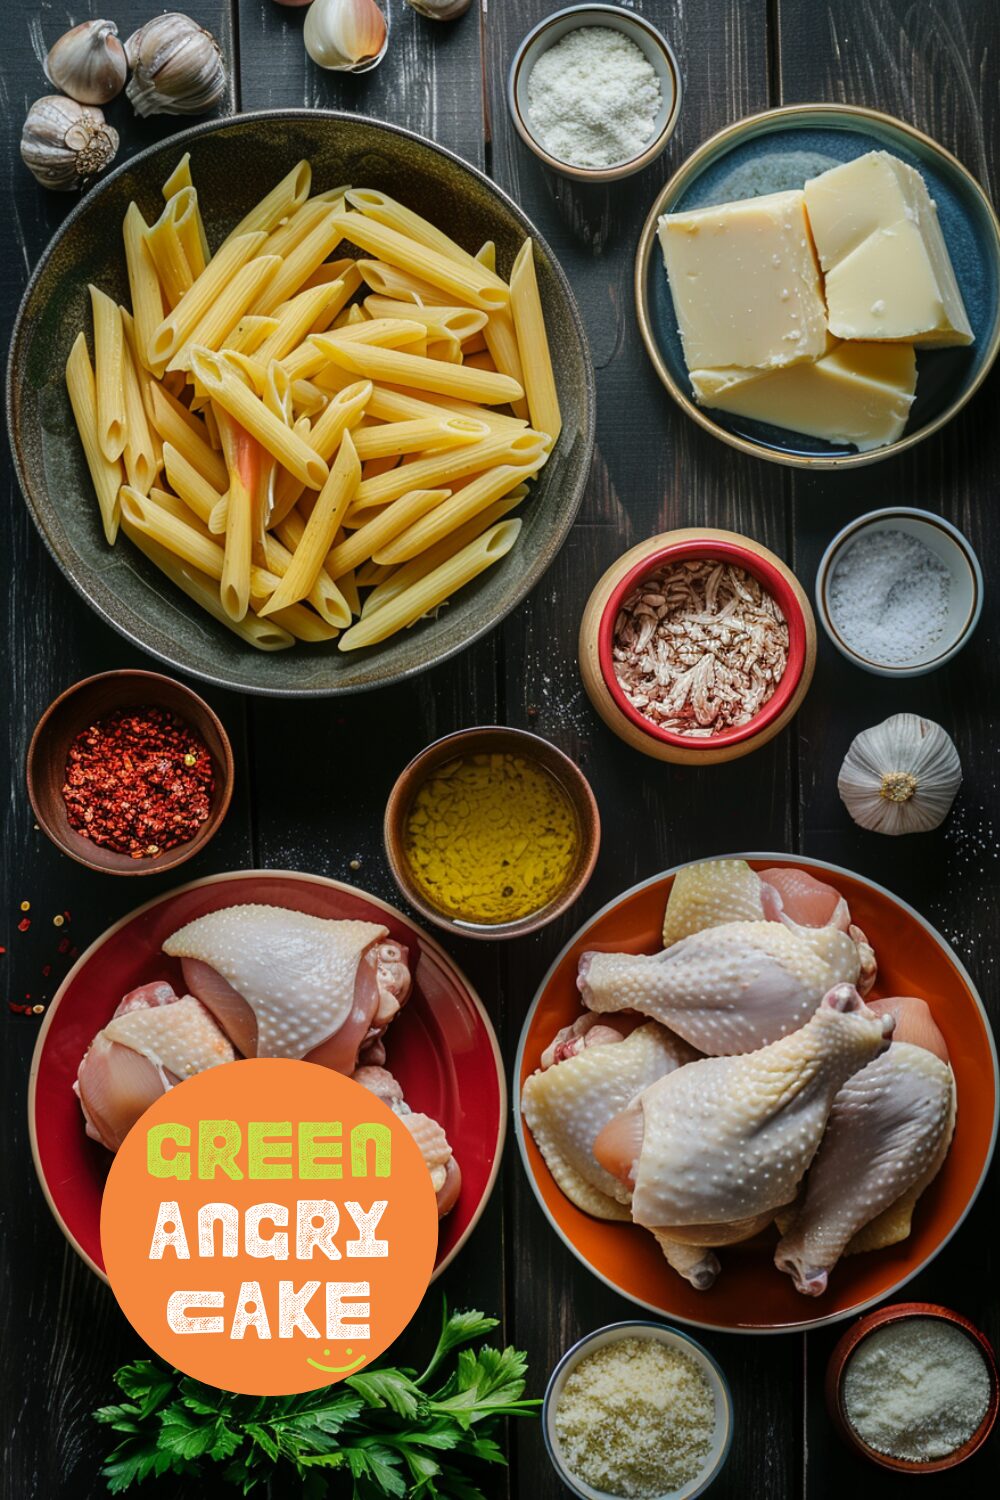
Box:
662;859;877;994
163;904;411;1072
76;982;235;1151
352;1065;462;1219
592;986;893;1278
775;996;956;1295
578;921;862;1054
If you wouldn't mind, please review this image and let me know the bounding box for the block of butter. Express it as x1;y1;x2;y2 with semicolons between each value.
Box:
690;341;917;452
803;151;973;347
658;189;828;372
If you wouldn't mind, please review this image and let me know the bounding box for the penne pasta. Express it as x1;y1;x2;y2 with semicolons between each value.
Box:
162;153;193;199
362;296;488;343
259;429;360;616
149;383;229;491
121;327;157;494
272;511;351;628
89;283;127;463
149;232;268;369
168;255;282;371
509;238;562;449
147;485;212;537
169;185;208;279
253;280;345;364
331;213;508;310
326;488;451;576
314;335;523;404
251;209;345;316
122;203;165;373
352;428;546;510
65;332;123;545
364;383;526;434
217;411;258;620
123;520;296;651
223;315;280;355
346;189;506;282
338;567;361;617
372;462;539;564
218;161;312;251
352;414;487;460
145;192;197;306
339;519;521;650
190;348;330;490
163;441;222;523
356;259;452;305
120;307;164;474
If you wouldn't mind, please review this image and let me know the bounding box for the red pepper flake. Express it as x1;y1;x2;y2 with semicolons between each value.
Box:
17;917;31;932
57;937;71;954
0;946;6;956
61;705;214;859
41;964;52;978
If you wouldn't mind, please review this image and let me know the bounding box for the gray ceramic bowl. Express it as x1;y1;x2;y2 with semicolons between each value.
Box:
8;111;595;698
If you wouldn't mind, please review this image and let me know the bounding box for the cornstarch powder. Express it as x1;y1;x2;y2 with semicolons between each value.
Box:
843;1318;991;1462
828;528;951;665
526;27;662;170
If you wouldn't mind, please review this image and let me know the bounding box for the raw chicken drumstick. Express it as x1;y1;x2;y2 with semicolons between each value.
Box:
592;985;894;1285
578;920;862;1055
661;858;877;994
76;982;235;1151
164;904;411;1072
774;996;956;1295
352;1065;462;1218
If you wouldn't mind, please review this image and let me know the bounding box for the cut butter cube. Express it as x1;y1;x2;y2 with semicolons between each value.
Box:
803;151;973;346
657;189;828;372
690;342;917;452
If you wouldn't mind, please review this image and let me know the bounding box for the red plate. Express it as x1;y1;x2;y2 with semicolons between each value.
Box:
29;871;506;1281
515;855;998;1333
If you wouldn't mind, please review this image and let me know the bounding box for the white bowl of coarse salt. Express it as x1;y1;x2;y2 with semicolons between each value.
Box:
507;6;682;183
816;507;983;677
542;1321;733;1500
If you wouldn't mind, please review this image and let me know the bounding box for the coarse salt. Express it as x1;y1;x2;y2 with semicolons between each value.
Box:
843;1318;991;1462
553;1336;716;1497
526;27;662;170
828;528;952;665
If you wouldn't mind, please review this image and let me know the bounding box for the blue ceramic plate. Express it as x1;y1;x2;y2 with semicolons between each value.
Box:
635;105;1000;469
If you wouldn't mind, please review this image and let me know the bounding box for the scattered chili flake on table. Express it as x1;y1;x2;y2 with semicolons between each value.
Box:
62;706;214;859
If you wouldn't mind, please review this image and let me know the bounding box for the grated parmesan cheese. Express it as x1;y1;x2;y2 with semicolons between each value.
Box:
843;1318;991;1462
553;1336;715;1497
526;28;662;171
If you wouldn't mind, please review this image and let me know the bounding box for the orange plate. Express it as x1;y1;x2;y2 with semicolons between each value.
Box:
514;855;998;1334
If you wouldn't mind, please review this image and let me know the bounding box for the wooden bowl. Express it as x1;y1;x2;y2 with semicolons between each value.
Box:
384;726;600;940
825;1302;999;1472
26;669;234;876
579;528;816;764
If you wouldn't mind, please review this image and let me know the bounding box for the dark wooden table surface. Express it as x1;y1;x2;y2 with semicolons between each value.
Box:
3;2;999;1497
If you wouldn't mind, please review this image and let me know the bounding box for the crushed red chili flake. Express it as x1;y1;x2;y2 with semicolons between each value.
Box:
17;918;31;932
62;705;214;858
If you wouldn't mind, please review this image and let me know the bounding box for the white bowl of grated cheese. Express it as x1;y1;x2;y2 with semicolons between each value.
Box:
816;507;983;677
507;6;682;182
542;1321;733;1499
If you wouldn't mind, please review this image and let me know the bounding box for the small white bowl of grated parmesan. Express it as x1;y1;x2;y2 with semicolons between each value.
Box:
507;6;682;183
543;1322;733;1499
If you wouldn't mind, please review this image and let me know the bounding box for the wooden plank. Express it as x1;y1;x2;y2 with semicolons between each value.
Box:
484;4;803;1495
0;6;244;1498
774;1;1000;1493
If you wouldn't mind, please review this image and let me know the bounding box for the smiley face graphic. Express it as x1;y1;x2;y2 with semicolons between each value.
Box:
305;1346;368;1375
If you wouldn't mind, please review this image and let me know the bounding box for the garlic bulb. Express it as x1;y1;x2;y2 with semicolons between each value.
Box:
838;713;961;836
44;19;127;105
21;96;119;191
304;0;389;72
405;0;471;17
125;13;227;117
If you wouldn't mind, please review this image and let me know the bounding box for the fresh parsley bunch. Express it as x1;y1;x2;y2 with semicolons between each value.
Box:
93;1304;538;1498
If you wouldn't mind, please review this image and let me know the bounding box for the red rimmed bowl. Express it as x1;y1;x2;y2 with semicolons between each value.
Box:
579;529;816;763
826;1302;999;1472
28;870;506;1282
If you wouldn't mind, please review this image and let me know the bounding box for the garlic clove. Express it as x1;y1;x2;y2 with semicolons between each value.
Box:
125;12;227;117
304;0;389;73
21;95;119;192
837;713;962;836
44;19;127;106
404;0;471;18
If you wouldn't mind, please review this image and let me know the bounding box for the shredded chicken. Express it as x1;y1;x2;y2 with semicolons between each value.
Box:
612;560;789;735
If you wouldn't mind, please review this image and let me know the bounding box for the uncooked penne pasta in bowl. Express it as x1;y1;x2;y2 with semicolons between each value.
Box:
64;151;567;658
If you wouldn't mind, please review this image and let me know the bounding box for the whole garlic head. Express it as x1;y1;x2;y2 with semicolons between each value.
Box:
838;713;962;836
21;96;119;191
304;0;389;72
45;19;127;105
125;13;227;117
404;0;471;17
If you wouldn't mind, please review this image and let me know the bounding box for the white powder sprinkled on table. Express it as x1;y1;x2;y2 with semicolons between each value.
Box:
828;528;952;665
526;27;662;170
554;1336;715;1497
842;1318;991;1462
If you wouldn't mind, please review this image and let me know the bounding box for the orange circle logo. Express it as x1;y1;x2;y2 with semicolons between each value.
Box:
101;1059;439;1395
